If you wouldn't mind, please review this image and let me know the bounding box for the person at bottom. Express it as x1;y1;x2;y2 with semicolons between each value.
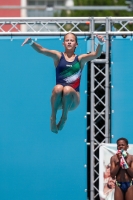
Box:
110;137;133;200
22;33;105;133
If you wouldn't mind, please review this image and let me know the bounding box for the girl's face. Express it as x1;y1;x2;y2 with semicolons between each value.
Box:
117;140;128;151
63;33;78;51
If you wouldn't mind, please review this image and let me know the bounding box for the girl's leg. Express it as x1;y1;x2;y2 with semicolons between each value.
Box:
114;186;124;200
50;85;64;133
57;86;80;130
125;185;133;200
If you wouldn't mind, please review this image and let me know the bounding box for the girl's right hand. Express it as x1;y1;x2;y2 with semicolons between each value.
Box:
116;151;122;160
21;38;32;46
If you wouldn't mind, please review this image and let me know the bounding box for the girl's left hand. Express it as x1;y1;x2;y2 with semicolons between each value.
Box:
96;35;105;43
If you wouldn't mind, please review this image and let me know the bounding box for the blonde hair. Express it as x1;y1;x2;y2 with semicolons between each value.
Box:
64;32;78;43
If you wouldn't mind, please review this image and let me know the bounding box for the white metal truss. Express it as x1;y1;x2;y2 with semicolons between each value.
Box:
1;17;133;35
0;5;130;11
0;17;133;200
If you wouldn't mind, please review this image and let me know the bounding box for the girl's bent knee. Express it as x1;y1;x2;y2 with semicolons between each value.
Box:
63;86;73;96
53;85;63;94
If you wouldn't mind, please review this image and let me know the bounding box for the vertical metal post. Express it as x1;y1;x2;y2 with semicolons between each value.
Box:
105;17;110;143
90;17;95;200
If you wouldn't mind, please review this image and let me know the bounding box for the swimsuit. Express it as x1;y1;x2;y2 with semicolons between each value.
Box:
116;180;133;192
56;53;82;92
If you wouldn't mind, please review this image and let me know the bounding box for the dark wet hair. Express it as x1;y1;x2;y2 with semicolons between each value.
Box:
116;138;128;145
64;32;78;43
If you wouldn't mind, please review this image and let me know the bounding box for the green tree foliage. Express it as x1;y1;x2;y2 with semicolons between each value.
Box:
59;0;133;17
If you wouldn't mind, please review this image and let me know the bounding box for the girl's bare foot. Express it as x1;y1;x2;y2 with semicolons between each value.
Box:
57;117;67;131
50;117;58;133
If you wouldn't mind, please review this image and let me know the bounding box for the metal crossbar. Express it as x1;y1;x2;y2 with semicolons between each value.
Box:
0;17;132;200
0;17;133;35
0;6;130;10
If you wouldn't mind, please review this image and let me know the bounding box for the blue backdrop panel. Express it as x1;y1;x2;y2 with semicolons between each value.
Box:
111;36;133;143
0;36;88;200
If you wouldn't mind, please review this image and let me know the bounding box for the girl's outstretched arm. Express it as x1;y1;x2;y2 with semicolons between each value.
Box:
21;38;61;62
78;35;105;68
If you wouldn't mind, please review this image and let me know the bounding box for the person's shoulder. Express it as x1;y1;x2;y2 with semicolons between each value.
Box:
111;154;117;160
78;53;87;60
52;50;61;54
128;154;133;159
53;50;62;59
75;54;79;60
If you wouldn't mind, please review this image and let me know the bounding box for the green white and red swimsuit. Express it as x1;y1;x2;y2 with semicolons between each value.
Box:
56;53;82;92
